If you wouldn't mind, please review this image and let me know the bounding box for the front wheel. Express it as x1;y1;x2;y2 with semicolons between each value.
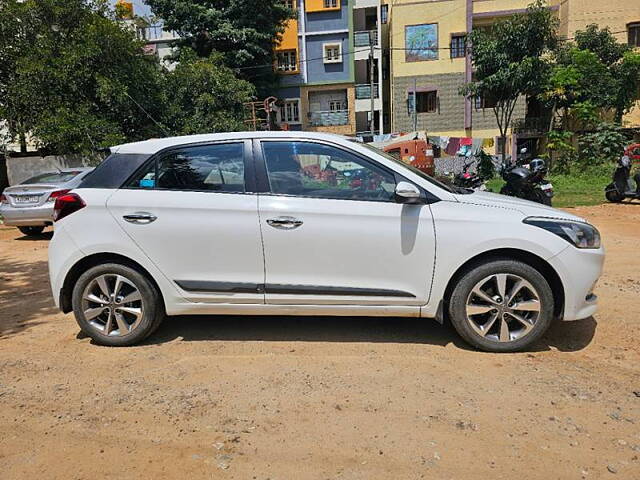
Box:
18;226;45;236
448;259;554;352
72;263;164;346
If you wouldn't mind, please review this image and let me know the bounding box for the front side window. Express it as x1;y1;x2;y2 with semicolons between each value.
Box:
129;143;245;193
261;141;396;202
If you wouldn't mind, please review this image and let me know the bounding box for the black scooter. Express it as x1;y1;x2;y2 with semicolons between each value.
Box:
500;158;554;206
605;157;640;202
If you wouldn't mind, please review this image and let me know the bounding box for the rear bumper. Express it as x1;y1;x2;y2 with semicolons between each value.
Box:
548;244;605;321
0;203;54;226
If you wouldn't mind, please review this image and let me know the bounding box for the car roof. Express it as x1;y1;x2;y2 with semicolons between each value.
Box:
111;131;355;155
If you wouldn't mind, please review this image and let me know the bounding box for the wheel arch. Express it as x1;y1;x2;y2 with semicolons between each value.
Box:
59;252;165;313
440;248;564;322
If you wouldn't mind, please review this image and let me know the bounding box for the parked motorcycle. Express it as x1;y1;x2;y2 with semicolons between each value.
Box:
500;158;554;206
605;155;640;203
453;159;487;191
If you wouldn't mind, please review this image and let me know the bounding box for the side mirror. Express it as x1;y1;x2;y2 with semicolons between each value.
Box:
395;181;422;204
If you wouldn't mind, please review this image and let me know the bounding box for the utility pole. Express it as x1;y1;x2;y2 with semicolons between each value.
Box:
412;78;417;133
368;30;376;136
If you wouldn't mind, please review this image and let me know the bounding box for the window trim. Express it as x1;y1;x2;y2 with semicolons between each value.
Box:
252;138;427;203
121;139;257;194
323;42;342;64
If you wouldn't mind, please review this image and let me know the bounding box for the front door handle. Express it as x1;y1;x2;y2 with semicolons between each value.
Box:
266;216;303;230
123;212;157;224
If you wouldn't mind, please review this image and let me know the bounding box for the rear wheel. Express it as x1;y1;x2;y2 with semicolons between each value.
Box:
71;263;164;346
18;226;45;236
605;185;624;203
448;259;554;353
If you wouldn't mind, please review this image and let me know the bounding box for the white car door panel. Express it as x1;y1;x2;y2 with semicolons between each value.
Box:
106;141;265;304
256;139;436;306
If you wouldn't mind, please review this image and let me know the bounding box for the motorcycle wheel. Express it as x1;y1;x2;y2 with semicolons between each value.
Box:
605;186;624;203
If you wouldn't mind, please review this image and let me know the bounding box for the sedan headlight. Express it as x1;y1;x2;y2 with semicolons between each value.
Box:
523;217;601;249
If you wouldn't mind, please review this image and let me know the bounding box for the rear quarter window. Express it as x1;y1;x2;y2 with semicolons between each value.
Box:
79;153;151;189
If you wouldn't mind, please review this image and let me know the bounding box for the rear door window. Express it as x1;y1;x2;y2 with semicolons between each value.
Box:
128;143;246;193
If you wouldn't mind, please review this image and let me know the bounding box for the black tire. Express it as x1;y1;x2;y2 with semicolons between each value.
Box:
448;259;554;353
18;226;45;236
72;263;164;346
605;185;624;203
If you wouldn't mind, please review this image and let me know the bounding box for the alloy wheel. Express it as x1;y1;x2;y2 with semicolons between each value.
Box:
465;273;541;343
81;274;144;337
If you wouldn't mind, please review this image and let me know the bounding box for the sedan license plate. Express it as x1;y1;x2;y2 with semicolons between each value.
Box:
14;195;39;203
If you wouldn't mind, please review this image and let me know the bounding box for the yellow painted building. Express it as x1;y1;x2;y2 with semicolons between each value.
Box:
389;0;640;155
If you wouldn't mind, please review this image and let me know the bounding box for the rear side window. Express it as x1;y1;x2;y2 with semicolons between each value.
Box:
21;171;81;184
128;143;246;193
79;153;150;189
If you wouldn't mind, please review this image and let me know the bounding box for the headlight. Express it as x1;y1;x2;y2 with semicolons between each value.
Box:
523;217;601;249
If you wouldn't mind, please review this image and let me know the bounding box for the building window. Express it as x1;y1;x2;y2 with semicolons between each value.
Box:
329;100;346;111
276;50;297;72
408;91;437;113
323;43;342;63
283;0;295;9
450;34;465;58
281;99;301;123
629;23;640;47
323;0;337;8
474;94;497;109
381;5;388;25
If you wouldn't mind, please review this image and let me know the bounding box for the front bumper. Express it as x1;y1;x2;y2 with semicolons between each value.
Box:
0;203;54;226
547;244;605;321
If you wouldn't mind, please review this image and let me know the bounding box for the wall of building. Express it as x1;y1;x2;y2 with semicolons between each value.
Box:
305;33;352;83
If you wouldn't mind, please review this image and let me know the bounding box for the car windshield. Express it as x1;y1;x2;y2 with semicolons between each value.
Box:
21;171;82;185
359;143;455;193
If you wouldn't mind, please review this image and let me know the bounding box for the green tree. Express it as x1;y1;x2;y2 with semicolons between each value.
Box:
161;52;255;135
460;1;558;161
0;0;169;154
145;0;295;93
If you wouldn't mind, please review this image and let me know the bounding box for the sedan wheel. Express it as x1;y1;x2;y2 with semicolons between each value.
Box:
72;263;164;346
449;259;554;352
465;273;540;343
81;274;144;337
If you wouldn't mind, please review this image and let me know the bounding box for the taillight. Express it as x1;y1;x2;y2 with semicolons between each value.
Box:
0;193;7;204
53;193;86;221
47;189;71;202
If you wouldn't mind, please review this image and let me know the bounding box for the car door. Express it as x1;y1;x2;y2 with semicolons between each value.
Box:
107;140;265;304
255;139;436;306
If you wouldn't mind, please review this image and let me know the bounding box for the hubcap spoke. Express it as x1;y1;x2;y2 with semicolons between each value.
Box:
96;276;111;298
507;279;525;302
113;275;124;299
499;317;511;342
120;290;141;304
84;306;107;320
480;312;499;337
84;293;105;305
114;312;130;335
116;306;142;320
471;286;498;305
507;311;534;332
104;311;113;335
511;299;540;312
466;303;495;316
495;274;507;300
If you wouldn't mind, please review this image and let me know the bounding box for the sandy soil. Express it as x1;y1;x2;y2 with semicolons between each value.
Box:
1;203;639;479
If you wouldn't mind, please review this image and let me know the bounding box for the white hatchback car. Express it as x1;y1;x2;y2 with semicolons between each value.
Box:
48;132;604;352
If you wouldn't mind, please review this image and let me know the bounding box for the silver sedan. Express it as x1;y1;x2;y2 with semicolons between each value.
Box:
0;167;94;236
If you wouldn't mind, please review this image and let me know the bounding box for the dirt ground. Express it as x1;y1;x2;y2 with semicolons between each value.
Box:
1;203;639;479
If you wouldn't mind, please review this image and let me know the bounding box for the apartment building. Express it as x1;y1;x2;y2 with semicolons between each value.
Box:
274;0;390;136
388;0;640;155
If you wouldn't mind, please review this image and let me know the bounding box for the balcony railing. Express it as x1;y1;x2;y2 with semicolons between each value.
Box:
512;117;555;135
308;110;350;127
355;84;379;100
354;30;378;47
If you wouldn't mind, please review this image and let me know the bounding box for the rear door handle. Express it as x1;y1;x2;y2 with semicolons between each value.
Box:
266;216;303;230
123;212;157;224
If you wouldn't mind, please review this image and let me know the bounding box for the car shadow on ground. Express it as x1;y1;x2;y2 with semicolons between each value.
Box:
14;231;53;241
0;255;55;338
139;314;598;353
